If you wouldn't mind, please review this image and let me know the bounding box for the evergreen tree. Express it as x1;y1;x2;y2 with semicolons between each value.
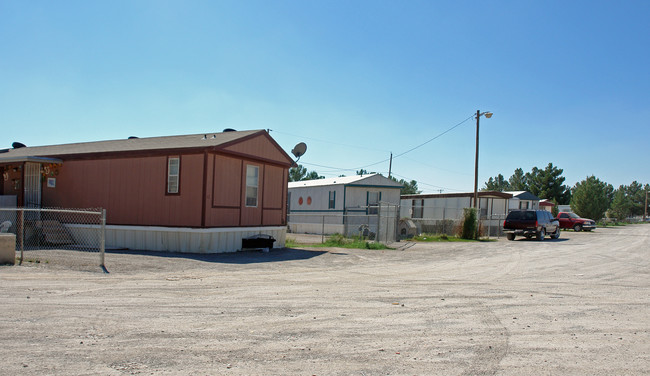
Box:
526;163;571;204
289;164;323;182
508;168;528;191
608;187;632;220
389;176;421;195
570;176;610;221
483;174;510;191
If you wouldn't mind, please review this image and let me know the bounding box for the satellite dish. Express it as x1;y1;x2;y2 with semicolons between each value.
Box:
291;142;307;161
12;142;26;149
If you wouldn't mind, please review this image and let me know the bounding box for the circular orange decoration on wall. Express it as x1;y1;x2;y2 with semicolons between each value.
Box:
298;197;303;205
307;196;312;205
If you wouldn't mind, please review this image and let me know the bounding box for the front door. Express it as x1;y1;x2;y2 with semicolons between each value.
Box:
23;162;41;208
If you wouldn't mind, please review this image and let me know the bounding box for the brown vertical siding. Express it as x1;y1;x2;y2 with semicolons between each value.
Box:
282;167;288;225
202;154;289;228
2;166;24;201
223;134;290;164
36;148;290;228
212;155;242;207
42;155;204;226
262;165;284;209
203;154;241;227
261;164;285;226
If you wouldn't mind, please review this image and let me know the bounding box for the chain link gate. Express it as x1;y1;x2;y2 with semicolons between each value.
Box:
376;202;399;244
0;207;106;270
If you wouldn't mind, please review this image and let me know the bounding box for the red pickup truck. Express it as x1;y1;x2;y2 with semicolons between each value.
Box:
556;212;596;232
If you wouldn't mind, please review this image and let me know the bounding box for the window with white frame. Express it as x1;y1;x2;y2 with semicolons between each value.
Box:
519;201;529;209
167;157;180;194
245;165;259;207
328;191;336;209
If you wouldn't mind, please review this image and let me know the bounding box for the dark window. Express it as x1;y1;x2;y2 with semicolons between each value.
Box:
412;199;423;218
328;191;336;209
368;192;380;214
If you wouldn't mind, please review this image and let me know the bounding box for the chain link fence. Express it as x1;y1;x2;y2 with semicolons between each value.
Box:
287;203;400;244
407;213;506;239
0;207;106;270
287;204;507;244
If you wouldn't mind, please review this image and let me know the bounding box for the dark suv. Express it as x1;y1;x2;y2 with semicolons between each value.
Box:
503;210;560;241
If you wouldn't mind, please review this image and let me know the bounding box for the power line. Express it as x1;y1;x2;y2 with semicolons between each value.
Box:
392;114;475;159
390;172;465;192
296;113;477;174
271;129;389;153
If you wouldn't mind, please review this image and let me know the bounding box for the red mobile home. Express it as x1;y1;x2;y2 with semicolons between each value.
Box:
0;130;294;252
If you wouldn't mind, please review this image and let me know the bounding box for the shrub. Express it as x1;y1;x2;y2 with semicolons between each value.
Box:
460;208;478;240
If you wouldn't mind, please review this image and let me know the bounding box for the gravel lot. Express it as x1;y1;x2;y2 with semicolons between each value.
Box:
0;225;648;375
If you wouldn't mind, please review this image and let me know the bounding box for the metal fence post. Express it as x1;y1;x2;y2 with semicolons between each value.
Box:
19;209;24;265
376;204;381;243
100;209;106;267
488;216;492;239
321;215;325;244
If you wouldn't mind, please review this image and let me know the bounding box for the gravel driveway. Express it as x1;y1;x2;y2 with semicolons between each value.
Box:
0;225;648;375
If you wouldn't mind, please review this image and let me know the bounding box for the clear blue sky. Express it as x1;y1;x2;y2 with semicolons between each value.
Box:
1;1;648;193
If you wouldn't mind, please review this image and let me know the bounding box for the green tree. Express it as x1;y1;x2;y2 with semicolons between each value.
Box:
609;181;649;219
625;181;647;216
399;179;420;195
289;164;323;182
508;168;528;191
570;176;610;221
357;169;376;176
608;187;632;220
525;163;571;204
389;176;421;195
483;174;510;191
551;199;559;217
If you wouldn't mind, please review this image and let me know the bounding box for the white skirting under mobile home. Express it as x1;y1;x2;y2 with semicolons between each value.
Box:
66;224;286;253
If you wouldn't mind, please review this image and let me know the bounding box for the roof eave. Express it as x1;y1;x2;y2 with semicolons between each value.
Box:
0;156;63;164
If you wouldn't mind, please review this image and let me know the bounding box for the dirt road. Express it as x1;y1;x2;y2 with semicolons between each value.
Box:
1;225;648;375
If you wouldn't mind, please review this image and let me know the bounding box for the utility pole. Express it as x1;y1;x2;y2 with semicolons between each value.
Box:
388;153;393;179
643;188;648;222
473;110;480;208
473;110;493;208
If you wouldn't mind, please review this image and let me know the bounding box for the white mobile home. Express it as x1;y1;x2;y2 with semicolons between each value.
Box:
400;191;516;236
288;174;402;236
504;191;541;211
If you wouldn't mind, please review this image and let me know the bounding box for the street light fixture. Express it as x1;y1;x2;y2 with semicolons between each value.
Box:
473;110;493;210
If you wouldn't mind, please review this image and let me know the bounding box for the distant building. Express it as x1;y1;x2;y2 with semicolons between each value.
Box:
539;199;555;212
401;190;541;235
288;174;402;236
503;191;541;211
